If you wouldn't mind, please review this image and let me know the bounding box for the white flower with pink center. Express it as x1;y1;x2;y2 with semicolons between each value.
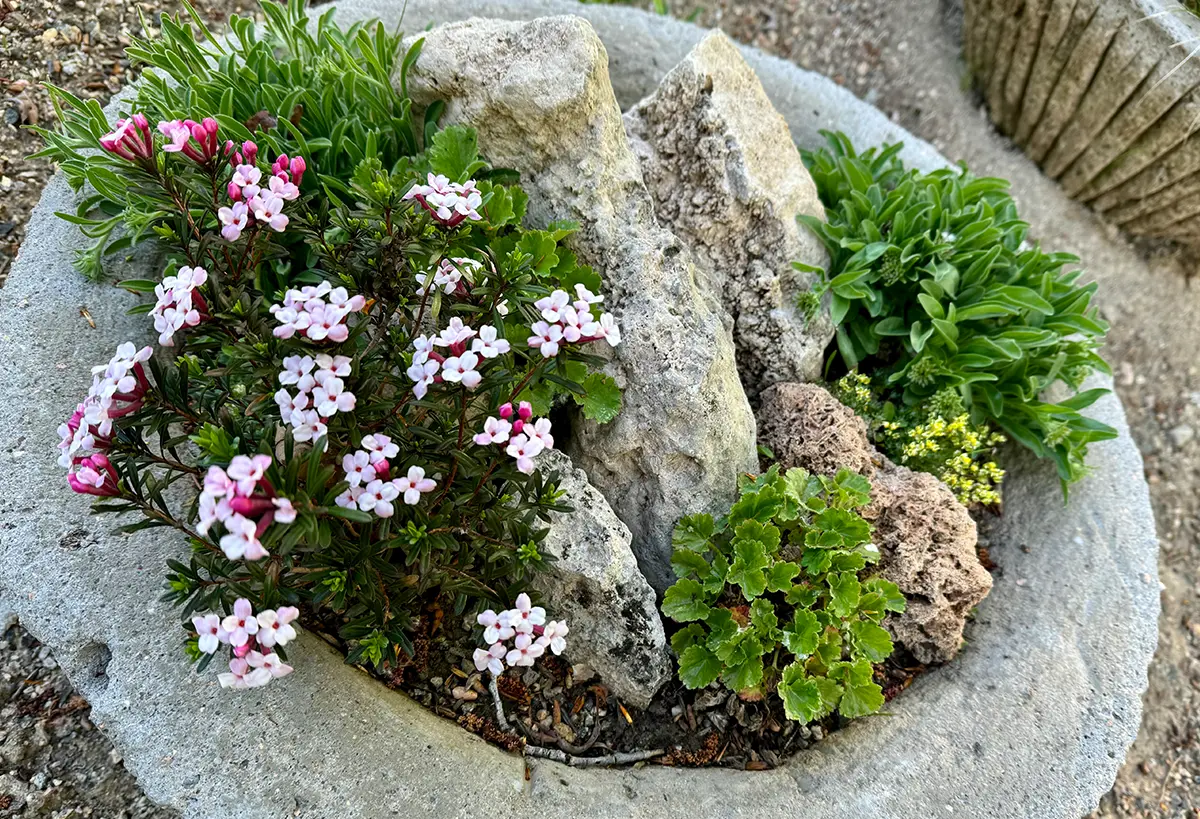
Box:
256;606;299;648
361;434;399;464
407;359;439;399
529;418;554;450
440;351;481;389
291;410;328;444
505;632;545;667
470;325;510;359
218;201;249;241
220;599;260;648
477;609;515;644
473;643;507;675
538;620;569;655
473;416;512;446
248;651;293;680
505;434;544;475
249;193;288;231
342;450;377;488
218;657;271;690
357;479;400;518
433;317;476;349
227;454;272;496
219;513;268;561
268;173;299;201
191;614;228;654
535;290;571;323
395;466;436;505
527;321;563;358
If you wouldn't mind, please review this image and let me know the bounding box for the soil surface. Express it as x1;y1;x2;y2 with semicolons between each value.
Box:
1;0;1197;815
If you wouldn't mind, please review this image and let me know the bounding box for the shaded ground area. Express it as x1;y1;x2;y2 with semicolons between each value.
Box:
1;0;1197;815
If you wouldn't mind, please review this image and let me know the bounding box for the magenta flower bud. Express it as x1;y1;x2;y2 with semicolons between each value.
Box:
498;402;514;420
227;181;242;201
289;156;306;185
373;459;391;480
272;153;289;176
517;401;533;421
202;117;219;136
512;419;525;435
242;140;258;164
233;642;252;659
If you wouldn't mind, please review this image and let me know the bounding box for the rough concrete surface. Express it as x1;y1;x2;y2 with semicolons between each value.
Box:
0;2;1159;819
964;0;1200;246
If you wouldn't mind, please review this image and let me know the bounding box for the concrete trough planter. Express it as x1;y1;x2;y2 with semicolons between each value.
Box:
964;0;1200;245
0;1;1159;816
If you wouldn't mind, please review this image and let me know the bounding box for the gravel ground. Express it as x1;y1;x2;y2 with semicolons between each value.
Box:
2;0;1198;816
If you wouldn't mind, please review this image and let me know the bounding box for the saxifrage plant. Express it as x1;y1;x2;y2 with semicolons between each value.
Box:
662;465;905;723
46;3;617;688
798;132;1115;492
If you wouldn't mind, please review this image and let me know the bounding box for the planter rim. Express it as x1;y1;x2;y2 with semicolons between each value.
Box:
0;2;1159;817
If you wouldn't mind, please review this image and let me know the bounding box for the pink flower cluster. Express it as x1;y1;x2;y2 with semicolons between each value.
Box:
407;318;510;399
473;594;569;675
416;257;481;296
197;455;296;561
219;148;305;239
335;436;436;516
192;598;298;690
158;117;221;164
269;282;366;343
528;285;621;358
99;114;153;161
152;265;210;346
58;343;153;495
404;173;483;227
274;353;358;444
473;401;554;475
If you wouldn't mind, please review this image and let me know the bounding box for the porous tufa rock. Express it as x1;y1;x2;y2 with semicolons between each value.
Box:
531;451;671;709
623;30;833;396
402;16;759;593
756;382;993;663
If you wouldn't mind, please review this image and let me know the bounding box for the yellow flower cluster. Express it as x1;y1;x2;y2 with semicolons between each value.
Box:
833;373;1006;507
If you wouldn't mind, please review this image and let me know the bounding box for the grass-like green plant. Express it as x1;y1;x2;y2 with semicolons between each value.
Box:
662;466;904;723
33;0;426;279
797;132;1115;492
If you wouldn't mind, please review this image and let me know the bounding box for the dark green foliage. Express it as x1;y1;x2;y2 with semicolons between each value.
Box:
663;465;904;723
797;132;1115;491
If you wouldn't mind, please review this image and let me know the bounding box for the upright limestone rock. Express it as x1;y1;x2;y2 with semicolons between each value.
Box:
532;452;671;708
623;31;833;396
404;17;759;593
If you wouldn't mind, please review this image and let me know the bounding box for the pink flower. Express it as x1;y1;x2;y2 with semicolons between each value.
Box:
268;173;299;201
217;657;271;689
440;351;481;389
527;321;563;358
404;173;483;227
248;651;293;680
157;119;192;153
433;317;476;350
574;284;603;310
505;632;545;667
394;466;436;505
227;454;272;496
272;497;297;524
67;453;120;497
535;290;571;323
470;325;510;359
99;113;153;160
593;313;622;346
407;359;439;399
218;201;249;241
529;418;554;450
505;434;544;475
510;592;546;633
342;450;377;488
477;609;515;644
232;163;262;192
361;434;399;464
473;643;507;675
473;416;512;446
312;376;356;416
218;513;268;561
191;614;228;654
538;620;569;655
249;194;288;232
279;355;316;389
305;304;349;343
291;410;328;444
357;479;400;518
256;606;299;648
335;485;364;509
220;599;260;648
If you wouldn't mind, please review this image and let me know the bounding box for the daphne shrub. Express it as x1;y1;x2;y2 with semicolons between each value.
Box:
662;465;905;723
798;131;1115;492
47;7;620;687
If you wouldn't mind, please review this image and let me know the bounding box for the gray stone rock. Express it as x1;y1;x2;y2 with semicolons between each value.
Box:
403;16;758;593
1169;423;1195;450
0;3;1158;819
623;30;832;396
531;451;671;708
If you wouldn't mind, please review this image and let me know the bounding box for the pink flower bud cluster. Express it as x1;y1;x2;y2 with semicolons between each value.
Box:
269;282;366;343
473;402;554;475
158;117;220;163
335;443;436;517
152;265;210;346
192;598;298;690
403;172;483;227
197;454;296;561
218;144;305;240
99;113;153;161
274;353;358;445
473;593;569;675
407;318;510;399
528;284;621;358
58;342;154;496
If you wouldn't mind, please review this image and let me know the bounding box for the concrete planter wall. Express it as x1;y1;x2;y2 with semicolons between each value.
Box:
964;0;1200;244
0;1;1159;817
